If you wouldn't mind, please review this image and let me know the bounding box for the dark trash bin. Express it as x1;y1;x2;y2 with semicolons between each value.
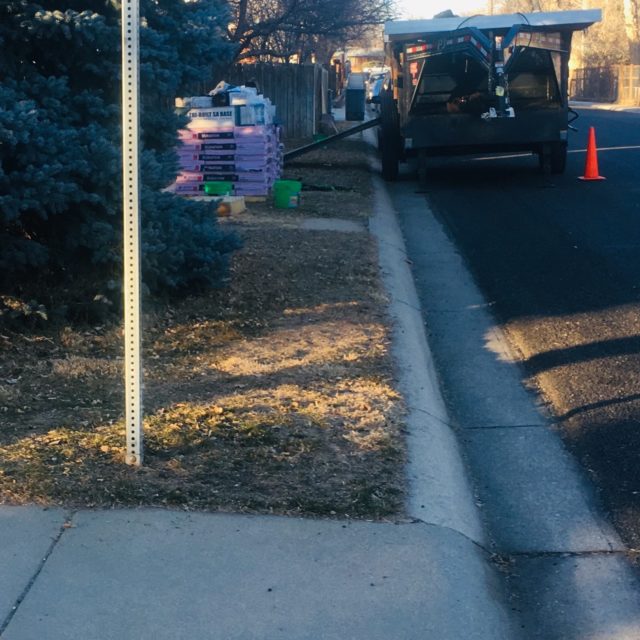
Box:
345;73;365;121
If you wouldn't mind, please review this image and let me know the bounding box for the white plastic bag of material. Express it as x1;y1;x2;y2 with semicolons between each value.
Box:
209;81;233;96
228;86;259;105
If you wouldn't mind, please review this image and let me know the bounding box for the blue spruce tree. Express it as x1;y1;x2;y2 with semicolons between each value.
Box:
0;0;239;318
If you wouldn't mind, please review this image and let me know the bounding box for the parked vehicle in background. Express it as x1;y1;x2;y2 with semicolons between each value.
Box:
365;67;389;110
367;74;388;114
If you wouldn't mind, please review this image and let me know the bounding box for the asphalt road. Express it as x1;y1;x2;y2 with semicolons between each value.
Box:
412;107;640;550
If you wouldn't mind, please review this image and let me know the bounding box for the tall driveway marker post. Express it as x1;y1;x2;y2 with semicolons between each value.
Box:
122;0;143;465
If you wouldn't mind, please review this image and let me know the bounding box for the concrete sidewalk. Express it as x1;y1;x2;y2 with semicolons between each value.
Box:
0;161;514;640
1;508;512;640
570;100;640;114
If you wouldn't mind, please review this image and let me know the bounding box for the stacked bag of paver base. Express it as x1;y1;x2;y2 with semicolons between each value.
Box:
173;83;283;197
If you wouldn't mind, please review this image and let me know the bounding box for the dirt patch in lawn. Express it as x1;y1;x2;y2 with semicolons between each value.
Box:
0;137;407;519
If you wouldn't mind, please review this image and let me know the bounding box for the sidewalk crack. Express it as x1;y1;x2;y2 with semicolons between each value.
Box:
409;517;492;555
410;405;458;429
374;237;409;256
0;510;76;636
394;298;422;313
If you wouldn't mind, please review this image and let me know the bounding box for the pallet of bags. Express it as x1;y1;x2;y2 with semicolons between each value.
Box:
171;85;283;198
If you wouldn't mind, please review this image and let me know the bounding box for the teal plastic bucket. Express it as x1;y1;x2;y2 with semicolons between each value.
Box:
273;180;302;209
204;181;233;196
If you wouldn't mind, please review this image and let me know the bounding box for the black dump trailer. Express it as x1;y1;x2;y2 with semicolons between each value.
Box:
378;10;601;180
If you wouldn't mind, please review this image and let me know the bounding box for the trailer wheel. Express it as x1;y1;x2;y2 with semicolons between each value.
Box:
550;141;567;174
538;142;567;175
381;127;400;181
380;91;401;181
538;143;552;175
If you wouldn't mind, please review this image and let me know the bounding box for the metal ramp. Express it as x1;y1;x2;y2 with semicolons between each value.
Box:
284;118;380;163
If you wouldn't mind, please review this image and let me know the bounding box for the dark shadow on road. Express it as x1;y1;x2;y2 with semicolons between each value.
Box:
556;393;640;422
525;336;640;375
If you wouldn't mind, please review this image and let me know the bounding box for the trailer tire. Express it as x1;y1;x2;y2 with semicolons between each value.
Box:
550;141;567;174
380;91;401;181
538;142;567;175
381;127;400;181
538;143;552;175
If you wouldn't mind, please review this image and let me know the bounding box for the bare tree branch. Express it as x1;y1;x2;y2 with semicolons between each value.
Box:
227;0;394;63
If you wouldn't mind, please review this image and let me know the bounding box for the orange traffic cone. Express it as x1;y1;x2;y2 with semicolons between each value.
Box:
579;126;605;181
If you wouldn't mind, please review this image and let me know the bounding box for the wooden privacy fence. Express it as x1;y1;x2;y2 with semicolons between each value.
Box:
570;65;640;105
225;63;329;138
570;67;617;102
617;65;640;104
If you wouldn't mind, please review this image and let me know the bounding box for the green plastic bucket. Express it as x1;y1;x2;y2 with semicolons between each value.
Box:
204;181;233;196
273;180;302;209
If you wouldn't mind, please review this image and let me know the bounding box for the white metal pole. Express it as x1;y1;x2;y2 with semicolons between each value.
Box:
122;0;143;466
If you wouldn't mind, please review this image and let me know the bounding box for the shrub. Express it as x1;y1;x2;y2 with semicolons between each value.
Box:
0;1;238;315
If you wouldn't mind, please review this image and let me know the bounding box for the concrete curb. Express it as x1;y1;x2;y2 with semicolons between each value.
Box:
369;176;485;544
368;164;515;638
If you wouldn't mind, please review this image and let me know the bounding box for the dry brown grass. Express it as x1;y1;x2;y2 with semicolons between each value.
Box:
0;137;406;519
